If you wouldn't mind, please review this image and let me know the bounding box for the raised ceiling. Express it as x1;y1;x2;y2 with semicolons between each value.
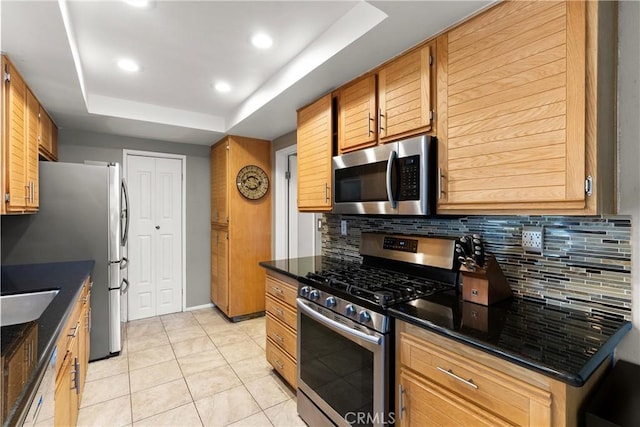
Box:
1;1;493;145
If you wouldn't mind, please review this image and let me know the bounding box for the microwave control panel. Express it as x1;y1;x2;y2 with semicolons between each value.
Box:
398;155;420;200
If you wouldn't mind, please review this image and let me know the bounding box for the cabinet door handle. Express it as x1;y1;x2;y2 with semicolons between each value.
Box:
436;366;478;389
437;168;444;200
378;108;385;135
71;357;80;393
68;322;80;337
368;112;373;135
325;183;329;203
398;383;405;420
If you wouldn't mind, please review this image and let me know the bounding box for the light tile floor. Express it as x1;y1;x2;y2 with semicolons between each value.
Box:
78;308;307;427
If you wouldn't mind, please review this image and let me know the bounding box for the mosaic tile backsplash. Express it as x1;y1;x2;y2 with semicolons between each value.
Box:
321;214;632;320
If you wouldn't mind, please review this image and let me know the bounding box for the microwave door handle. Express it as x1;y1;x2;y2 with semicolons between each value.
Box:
386;150;398;209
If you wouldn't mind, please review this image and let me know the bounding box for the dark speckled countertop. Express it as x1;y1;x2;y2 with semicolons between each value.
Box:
259;256;632;387
1;260;94;427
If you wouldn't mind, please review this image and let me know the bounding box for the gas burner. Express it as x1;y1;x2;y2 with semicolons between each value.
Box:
304;264;451;309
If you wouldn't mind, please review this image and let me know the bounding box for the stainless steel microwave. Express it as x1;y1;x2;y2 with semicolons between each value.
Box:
332;134;437;215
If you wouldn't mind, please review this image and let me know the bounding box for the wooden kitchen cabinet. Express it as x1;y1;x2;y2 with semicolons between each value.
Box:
297;94;333;212
210;140;228;226
396;320;608;427
54;277;91;426
210;135;271;319
38;105;58;161
336;42;435;155
264;270;298;388
337;74;377;153
2;54;58;215
1;322;38;423
210;226;229;315
378;42;435;143
436;0;616;214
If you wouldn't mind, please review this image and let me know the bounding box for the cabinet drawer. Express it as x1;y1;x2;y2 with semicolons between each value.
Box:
400;333;551;426
55;300;82;374
265;274;298;307
266;338;297;388
399;369;510;427
266;314;297;360
266;295;297;331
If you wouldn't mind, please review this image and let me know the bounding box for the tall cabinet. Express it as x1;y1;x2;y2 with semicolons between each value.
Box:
210;135;272;319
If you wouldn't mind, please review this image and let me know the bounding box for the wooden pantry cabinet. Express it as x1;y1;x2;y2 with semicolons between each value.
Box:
264;270;298;388
337;42;435;154
1;54;58;215
436;0;616;214
296;94;333;212
210;135;271;319
396;321;608;427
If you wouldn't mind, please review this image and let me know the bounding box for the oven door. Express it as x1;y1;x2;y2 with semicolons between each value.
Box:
297;299;390;427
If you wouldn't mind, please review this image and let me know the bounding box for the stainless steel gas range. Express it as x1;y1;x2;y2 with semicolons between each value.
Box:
296;233;460;427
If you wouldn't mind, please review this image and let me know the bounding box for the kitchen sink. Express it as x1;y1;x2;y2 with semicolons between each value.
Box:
0;289;59;327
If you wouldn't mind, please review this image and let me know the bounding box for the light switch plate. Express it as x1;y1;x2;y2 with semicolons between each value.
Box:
340;220;347;235
522;226;544;254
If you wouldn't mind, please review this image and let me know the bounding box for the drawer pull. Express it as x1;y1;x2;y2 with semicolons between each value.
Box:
274;307;284;317
273;333;284;344
68;323;80;337
436;366;478;389
271;286;284;296
274;359;284;370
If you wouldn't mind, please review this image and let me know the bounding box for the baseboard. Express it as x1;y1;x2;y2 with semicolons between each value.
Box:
186;302;215;311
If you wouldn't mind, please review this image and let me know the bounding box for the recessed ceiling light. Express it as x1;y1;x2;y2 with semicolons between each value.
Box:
215;81;231;93
251;33;273;49
117;58;140;73
123;0;150;8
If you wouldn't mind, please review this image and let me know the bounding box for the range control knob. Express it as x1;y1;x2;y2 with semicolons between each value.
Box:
309;290;320;301
359;310;372;323
345;304;357;317
325;296;337;308
299;286;310;297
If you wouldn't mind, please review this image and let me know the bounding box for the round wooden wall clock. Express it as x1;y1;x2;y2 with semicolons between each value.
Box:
236;165;269;200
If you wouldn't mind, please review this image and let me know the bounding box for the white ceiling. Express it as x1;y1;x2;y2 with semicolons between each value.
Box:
1;0;493;146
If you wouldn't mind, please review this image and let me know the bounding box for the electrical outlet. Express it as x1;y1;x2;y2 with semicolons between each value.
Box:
341;220;347;235
522;226;544;254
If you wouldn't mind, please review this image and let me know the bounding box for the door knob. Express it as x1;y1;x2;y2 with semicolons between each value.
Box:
155;225;160;230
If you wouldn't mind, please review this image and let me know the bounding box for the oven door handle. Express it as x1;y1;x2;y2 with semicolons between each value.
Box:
297;300;382;346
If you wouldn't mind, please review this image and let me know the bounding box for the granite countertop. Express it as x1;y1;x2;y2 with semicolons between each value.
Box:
259;256;632;387
1;260;94;427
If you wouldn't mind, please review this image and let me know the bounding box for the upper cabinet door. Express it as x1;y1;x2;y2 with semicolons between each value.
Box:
25;89;39;209
436;1;609;214
378;42;434;143
338;74;377;154
4;58;28;212
297;94;333;212
210;139;229;225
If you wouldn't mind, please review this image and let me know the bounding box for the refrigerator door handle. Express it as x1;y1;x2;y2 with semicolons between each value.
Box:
121;178;130;247
120;257;129;270
120;278;129;295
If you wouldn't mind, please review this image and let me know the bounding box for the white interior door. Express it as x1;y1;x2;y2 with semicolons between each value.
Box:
288;155;317;258
127;154;183;320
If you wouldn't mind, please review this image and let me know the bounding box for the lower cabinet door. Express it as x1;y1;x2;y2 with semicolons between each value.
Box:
398;369;511;427
54;353;73;427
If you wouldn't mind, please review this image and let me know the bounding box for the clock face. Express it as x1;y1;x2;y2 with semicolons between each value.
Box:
236;165;269;200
